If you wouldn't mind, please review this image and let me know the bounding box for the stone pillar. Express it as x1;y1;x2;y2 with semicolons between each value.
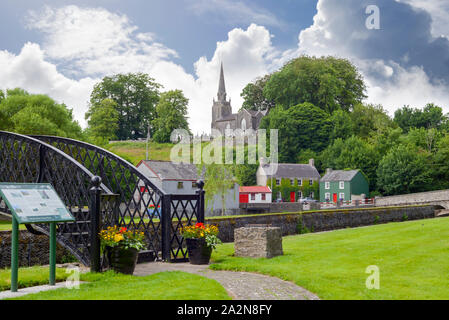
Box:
234;226;283;258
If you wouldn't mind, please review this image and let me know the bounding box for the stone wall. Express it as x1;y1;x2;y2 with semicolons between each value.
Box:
375;190;449;208
207;205;436;242
0;230;74;268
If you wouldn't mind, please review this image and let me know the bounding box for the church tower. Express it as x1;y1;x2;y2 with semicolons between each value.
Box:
211;63;233;127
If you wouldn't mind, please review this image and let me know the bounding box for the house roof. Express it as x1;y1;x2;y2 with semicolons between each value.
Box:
239;186;271;194
262;163;320;179
139;160;198;181
321;170;360;182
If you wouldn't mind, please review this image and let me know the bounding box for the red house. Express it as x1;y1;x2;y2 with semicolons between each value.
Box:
239;186;272;204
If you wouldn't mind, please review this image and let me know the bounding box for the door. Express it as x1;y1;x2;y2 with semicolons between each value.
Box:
290;192;295;202
239;194;249;203
333;193;338;202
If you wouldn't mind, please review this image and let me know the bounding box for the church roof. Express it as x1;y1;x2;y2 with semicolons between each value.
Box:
139;160;198;181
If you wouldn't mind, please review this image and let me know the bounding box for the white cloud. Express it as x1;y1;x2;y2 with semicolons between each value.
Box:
398;0;449;38
0;43;97;125
1;6;278;134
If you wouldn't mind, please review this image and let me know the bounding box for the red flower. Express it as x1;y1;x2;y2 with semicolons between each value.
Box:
196;223;205;229
119;227;127;233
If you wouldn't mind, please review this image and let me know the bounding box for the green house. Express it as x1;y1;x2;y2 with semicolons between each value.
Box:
319;169;369;202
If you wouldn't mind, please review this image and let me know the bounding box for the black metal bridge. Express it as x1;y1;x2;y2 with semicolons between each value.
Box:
0;131;204;270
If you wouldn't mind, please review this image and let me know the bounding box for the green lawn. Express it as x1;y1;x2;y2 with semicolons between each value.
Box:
0;220;26;231
8;271;231;300
210;217;449;300
0;266;70;291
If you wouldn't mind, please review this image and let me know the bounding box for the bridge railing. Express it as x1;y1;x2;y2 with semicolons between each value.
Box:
32;135;204;262
0;131;113;265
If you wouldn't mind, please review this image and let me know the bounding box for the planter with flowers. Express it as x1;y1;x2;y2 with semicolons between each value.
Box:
181;223;221;265
99;226;145;275
146;204;161;218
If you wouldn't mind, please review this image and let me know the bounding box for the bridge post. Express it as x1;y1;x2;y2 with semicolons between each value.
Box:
196;180;205;223
89;176;102;272
161;194;172;262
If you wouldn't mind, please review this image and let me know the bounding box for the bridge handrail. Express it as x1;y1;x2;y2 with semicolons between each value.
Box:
31;135;167;197
0;131;112;194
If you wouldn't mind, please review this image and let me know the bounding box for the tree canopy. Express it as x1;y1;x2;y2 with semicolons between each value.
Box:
260;102;332;163
85;98;120;145
0;88;82;138
89;73;162;140
152;90;191;143
262;56;366;113
240;74;275;111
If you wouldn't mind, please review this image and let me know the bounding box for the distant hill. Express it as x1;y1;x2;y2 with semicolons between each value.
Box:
105;141;175;165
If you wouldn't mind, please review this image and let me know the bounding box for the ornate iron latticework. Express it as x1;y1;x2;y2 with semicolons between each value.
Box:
31;135;204;262
0;131;112;265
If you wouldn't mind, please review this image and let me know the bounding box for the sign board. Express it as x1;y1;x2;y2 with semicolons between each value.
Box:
0;183;75;224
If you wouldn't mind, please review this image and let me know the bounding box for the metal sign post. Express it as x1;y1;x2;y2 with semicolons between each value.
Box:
0;183;75;293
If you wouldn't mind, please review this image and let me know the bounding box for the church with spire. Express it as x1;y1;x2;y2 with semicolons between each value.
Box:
211;63;269;135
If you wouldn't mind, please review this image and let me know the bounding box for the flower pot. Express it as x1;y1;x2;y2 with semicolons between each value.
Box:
107;246;139;275
186;238;212;265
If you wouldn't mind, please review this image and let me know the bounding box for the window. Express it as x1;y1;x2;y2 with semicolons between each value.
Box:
192;182;198;189
290;179;295;185
310;192;314;198
339;181;345;189
325;182;330;189
251;194;255;201
325;193;330;201
241;118;247;131
262;193;266;201
177;182;184;189
298;191;303;199
339;193;345;201
298;179;302;186
309;179;313;186
276;179;280;186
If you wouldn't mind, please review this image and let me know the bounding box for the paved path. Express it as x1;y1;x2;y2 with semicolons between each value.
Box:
134;262;319;300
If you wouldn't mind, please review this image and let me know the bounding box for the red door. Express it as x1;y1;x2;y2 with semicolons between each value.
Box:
290;192;295;202
333;193;338;202
240;194;249;203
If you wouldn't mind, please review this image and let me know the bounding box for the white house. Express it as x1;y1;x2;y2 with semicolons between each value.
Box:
136;160;239;216
239;186;272;204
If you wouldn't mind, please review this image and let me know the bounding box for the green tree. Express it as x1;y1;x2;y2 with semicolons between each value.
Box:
320;136;379;191
85;98;119;145
260;103;332;163
199;163;236;216
377;145;431;195
263;56;366;113
0;88;82;138
152;90;190;143
90;73;161;140
240;74;275;111
394;103;447;132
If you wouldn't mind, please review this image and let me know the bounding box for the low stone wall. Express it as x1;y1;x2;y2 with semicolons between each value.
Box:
207;205;436;242
0;230;73;268
375;190;449;208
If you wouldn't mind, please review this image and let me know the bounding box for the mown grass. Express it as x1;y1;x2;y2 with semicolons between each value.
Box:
210;217;449;300
8;271;231;300
105;141;175;165
0;266;70;291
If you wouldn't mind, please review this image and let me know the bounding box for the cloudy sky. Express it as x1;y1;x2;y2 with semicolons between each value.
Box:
1;0;448;134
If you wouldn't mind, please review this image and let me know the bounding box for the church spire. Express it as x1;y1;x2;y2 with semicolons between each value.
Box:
217;62;227;102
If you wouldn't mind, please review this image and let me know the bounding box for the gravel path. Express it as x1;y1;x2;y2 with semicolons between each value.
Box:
134;262;319;300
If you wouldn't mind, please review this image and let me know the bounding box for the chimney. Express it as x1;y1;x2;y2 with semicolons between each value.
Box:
326;168;333;174
309;158;315;167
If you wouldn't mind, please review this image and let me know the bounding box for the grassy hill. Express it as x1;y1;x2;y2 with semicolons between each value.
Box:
106;141;174;165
